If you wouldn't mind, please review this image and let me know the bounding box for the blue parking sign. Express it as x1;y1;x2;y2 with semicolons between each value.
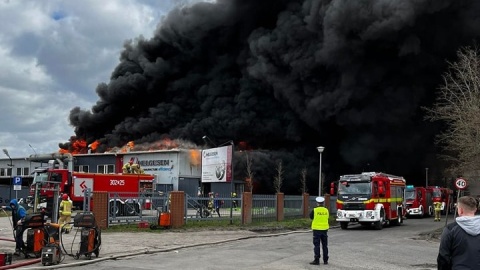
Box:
13;176;22;185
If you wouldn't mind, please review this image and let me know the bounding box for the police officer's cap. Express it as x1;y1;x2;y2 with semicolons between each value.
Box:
316;196;325;203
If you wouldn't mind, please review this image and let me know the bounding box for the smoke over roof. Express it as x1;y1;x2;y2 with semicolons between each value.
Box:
62;0;480;191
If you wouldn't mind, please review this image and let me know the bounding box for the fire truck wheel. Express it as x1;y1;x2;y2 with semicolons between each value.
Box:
109;201;122;216
374;210;385;230
340;222;348;230
392;210;402;226
428;206;433;217
125;203;137;216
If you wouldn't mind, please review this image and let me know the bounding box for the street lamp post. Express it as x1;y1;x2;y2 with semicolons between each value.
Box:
229;141;234;225
3;149;14;200
317;146;325;196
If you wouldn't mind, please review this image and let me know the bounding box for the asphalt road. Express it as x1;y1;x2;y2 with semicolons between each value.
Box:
63;216;446;270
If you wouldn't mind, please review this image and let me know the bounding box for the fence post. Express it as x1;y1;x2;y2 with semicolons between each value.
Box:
92;191;108;229
242;192;252;225
324;193;331;213
170;191;185;228
276;193;284;221
303;193;310;218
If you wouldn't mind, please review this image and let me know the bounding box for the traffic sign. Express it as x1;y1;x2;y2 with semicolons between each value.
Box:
455;178;468;190
13;185;21;191
12;176;22;185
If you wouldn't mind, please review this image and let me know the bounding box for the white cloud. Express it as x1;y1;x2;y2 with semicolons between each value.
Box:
0;0;203;158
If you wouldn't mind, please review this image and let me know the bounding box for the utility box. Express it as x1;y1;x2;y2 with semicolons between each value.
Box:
159;212;171;228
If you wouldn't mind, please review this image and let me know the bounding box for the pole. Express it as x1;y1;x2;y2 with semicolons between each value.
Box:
425;168;428;187
229;142;234;225
319;153;322;196
317;146;325;196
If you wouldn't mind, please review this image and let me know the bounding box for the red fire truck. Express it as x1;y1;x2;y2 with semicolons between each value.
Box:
405;185;433;217
332;172;407;230
29;165;154;216
427;186;454;215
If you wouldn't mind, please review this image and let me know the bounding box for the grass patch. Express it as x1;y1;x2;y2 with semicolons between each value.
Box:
103;215;337;233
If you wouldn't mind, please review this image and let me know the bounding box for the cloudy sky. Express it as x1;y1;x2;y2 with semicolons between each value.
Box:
0;0;204;158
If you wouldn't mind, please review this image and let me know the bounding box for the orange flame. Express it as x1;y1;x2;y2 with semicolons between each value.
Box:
120;141;135;153
89;141;100;151
58;136;88;154
189;149;201;166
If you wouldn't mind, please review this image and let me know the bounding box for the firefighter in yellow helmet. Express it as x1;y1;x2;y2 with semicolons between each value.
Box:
434;201;442;221
122;160;133;174
59;194;73;233
231;192;238;209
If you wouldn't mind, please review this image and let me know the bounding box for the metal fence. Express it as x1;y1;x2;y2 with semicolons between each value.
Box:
284;195;304;218
185;195;242;223
107;192;166;225
103;192;331;226
252;194;277;222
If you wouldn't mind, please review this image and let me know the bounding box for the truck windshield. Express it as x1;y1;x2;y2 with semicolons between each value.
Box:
432;190;441;197
405;190;415;200
32;172;48;185
338;181;371;195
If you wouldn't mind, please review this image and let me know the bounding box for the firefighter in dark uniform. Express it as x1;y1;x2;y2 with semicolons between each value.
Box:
231;192;238;209
309;196;329;265
2;199;27;255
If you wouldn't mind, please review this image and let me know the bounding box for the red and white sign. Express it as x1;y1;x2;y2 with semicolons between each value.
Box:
454;178;468;190
74;178;93;197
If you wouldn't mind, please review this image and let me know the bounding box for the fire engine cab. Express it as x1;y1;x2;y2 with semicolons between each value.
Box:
333;172;407;230
405;185;433;217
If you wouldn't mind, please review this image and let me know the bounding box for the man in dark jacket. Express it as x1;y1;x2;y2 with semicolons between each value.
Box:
437;196;480;270
2;199;27;255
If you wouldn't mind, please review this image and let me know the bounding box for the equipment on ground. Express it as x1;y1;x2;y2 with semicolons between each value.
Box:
332;172;407;230
24;213;48;258
41;244;61;266
60;212;101;260
0;252;12;266
150;211;171;230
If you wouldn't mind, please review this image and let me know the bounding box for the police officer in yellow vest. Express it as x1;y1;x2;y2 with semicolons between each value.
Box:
309;196;329;265
434;201;442;221
59;194;73;233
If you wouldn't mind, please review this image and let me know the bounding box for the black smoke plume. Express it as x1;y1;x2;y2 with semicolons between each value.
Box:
63;0;480;193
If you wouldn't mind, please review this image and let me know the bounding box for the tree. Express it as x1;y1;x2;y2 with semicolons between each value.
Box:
425;46;480;176
273;160;284;193
300;167;308;194
244;151;255;192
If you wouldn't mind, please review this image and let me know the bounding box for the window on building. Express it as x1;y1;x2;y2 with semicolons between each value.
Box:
24;167;29;176
0;168;4;176
6;168;12;177
16;167;22;176
97;164;114;174
74;165;89;173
